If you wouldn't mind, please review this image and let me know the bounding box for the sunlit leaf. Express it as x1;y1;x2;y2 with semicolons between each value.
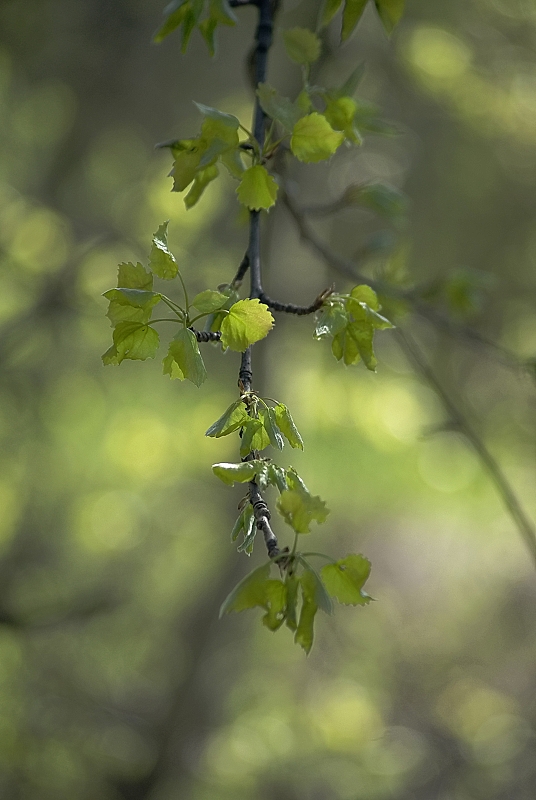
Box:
349;284;380;310
162;327;207;386
324;96;362;144
104;289;162;326
276;468;329;533
104;322;160;364
171;140;205;192
314;302;348;339
205;400;248;438
212;460;266;486
192;289;229;314
219;563;271;616
184;163;219;209
259;406;284;450
285;574;299;631
237;503;257;554
220;299;274;352
321;553;372;605
117;261;153;290
283;28;322;65
295;570;318;654
291;113;344;163
237;165;278;211
299;558;333;614
273;403;304;450
149;221;178;280
262;581;287;630
240;417;270;457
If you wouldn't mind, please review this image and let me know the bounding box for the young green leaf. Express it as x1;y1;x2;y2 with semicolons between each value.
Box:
219;563;271;617
184;163;219;209
291;113;344;163
285;574;299;631
149;221;178;280
324;96;362;144
220;299;274;352
299;557;333;615
320;0;344;27
153;0;190;43
195;102;240;131
314;302;348;339
283;28;322;65
349;284;380;310
258;463;288;493
342;0;368;41
295;570;318;654
256;83;302;132
261;581;287;630
170;139;205;192
192;289;229;314
338;63;366;97
117;261;153;290
231;503;252;542
321;553;372;605
104;322;160;365
258;406;284;450
240;418;267;458
237;165;278;211
344;183;407;220
276;468;329;534
273;404;304;450
212;460;266;487
205;400;249;438
375;0;405;34
162;328;207;386
104;289;162;326
237;504;256;554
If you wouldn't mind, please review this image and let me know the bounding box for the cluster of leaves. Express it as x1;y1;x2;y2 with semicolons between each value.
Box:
102;221;274;384
153;0;236;54
160;25;395;212
321;0;405;39
220;553;372;653
314;284;394;370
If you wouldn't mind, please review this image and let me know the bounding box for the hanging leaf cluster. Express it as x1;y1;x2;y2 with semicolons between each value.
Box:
153;0;237;54
321;0;405;39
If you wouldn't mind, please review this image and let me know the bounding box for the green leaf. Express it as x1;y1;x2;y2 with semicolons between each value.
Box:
259;463;288;493
257;83;302;132
259;406;284;450
162;327;207;386
236;165;278;211
220;299;274;352
321;0;344;27
299;558;333;615
374;0;405;34
338;63;366;97
276;468;329;534
321;554;372;605
104;289;162;326
117;261;153;290
231;503;252;542
350;284;380;311
199;16;217;55
295;570;318;654
285;574;299;631
192;289;229;314
184;163;219;209
212;460;266;487
273;404;304;450
205;399;248;438
240;418;270;457
170;140;205;192
324;96;362;144
314;302;348;339
237;504;256;555
261;581;287;630
195;102;240;130
291;113;344;164
153;0;190;43
283;28;322;65
219;563;271;617
104;322;160;365
344;183;407;220
149;221;178;280
342;0;368;41
220;148;245;178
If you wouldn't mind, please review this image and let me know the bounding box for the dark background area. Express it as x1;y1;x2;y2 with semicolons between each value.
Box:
0;0;536;797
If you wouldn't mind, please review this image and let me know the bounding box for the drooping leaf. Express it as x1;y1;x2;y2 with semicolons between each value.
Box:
258;406;284;450
240;417;270;457
231;503;252;542
374;0;405;34
283;28;322;65
324;96;362;144
104;322;160;365
338;63;366;97
276;468;329;534
192;289;229;314
153;0;190;43
219;563;271;617
320;0;344;27
194;102;240;131
184;163;219;209
285;574;299;631
344;183;407;220
273;404;304;450
237;165;278;211
321;554;372;605
212;460;266;487
295;570;318;654
220;299;274;352
149;221;178;280
256;83;302;132
162;327;207;386
205;400;249;438
291;113;344;163
170;139;205;192
342;0;368;41
299;557;333;614
259;463;288;493
220;147;245;178
237;504;257;555
261;581;287;630
314;302;348;339
117;261;153;290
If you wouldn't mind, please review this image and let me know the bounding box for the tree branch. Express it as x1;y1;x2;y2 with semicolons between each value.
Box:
259;287;333;316
394;328;536;571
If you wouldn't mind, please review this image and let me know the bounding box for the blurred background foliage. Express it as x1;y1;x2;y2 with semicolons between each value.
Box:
0;0;536;798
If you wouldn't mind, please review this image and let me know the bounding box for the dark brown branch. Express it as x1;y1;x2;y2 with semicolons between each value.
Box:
189;327;221;343
249;481;279;558
259;287;333;316
231;252;250;289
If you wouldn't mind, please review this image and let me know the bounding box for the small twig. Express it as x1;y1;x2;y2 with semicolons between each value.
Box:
231;252;250;289
395;328;536;571
259;287;333;316
189;328;221;343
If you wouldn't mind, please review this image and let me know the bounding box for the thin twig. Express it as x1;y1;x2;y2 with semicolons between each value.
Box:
395;328;536;570
259;287;333;316
189;328;221;343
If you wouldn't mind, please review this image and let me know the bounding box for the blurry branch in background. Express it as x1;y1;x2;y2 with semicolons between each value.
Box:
283;186;536;568
282;188;526;373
